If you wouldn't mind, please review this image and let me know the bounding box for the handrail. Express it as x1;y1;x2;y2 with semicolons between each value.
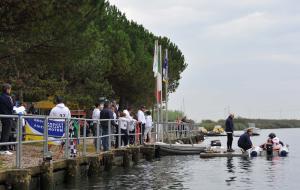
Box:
0;114;201;168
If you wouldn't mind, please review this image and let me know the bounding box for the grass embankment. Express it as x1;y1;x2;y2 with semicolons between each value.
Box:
201;118;300;131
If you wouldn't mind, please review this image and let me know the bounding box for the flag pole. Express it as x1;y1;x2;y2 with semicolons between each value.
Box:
160;45;164;142
165;49;169;126
155;40;160;142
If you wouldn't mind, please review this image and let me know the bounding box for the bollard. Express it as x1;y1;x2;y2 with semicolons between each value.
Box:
40;161;54;190
141;147;155;161
129;147;140;164
65;159;80;183
122;150;130;168
103;152;114;171
88;156;101;176
6;169;31;190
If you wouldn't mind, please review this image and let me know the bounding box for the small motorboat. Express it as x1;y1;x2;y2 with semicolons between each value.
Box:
154;142;206;155
250;145;289;157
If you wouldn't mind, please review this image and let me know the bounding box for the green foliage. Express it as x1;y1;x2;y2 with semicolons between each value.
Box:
167;110;184;122
0;0;187;109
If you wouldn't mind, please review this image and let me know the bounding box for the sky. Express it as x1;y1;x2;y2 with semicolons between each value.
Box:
108;0;300;121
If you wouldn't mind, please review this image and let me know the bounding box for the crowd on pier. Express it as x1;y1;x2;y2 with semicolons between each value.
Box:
0;83;153;156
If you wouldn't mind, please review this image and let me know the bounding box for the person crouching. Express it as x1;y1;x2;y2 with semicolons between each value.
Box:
238;128;254;152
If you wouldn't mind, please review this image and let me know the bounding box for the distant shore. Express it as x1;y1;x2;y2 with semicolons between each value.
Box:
201;118;300;131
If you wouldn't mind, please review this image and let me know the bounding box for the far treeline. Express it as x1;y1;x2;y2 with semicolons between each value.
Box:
0;0;186;109
201;118;300;131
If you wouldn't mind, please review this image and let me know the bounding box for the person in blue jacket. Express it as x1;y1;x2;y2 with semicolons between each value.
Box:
238;128;254;152
225;114;235;152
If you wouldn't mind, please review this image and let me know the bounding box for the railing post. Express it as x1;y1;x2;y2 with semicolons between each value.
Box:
43;116;48;158
83;119;87;156
108;120;111;150
96;120;100;153
16;115;22;168
64;118;70;159
118;119;121;148
127;121;130;145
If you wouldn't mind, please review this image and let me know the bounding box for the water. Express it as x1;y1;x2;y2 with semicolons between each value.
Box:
58;128;300;190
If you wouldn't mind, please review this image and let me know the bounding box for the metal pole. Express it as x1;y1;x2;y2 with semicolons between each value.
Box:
108;120;111;150
64;119;70;159
127;121;130;145
159;45;163;143
16;115;22;168
118;119;121;148
96;120;100;153
43;116;48;158
83;119;87;156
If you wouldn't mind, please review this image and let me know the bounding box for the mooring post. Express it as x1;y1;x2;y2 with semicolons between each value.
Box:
6;169;31;190
103;152;114;171
88;156;101;176
65;159;80;183
123;149;130;168
129;147;140;164
40;161;54;190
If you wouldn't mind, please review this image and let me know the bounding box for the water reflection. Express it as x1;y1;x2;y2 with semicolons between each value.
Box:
225;158;237;185
238;157;253;186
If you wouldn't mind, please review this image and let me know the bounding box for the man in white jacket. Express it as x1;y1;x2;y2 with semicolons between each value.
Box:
49;96;72;154
49;97;71;119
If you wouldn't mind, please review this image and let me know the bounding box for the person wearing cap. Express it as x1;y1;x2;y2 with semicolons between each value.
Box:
0;83;14;153
238;128;254;152
225;114;235;152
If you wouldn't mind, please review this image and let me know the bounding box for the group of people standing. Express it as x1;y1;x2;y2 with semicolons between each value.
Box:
91;102;153;151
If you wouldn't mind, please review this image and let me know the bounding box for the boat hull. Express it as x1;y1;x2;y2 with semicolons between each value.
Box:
156;143;206;155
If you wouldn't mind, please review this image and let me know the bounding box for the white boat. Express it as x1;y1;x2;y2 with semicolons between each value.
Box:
154;142;206;155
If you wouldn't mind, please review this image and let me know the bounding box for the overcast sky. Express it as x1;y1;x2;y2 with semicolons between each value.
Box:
109;0;300;121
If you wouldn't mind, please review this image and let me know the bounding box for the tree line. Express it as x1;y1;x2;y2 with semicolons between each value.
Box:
0;0;187;109
201;118;300;131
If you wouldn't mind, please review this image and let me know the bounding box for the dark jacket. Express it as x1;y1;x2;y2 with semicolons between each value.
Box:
238;132;252;149
100;108;116;127
0;93;14;115
225;116;234;132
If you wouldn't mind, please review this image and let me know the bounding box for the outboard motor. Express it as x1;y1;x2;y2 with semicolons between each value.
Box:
211;140;221;147
250;146;262;157
279;146;289;157
266;143;273;156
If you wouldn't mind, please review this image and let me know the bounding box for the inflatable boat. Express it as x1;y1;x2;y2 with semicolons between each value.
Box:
250;145;289;157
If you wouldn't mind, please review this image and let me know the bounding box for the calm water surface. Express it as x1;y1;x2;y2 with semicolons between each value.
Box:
58;128;300;190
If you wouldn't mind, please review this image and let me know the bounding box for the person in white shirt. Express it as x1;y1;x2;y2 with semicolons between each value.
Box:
91;103;101;148
144;110;153;143
137;106;146;143
118;112;129;146
92;103;101;134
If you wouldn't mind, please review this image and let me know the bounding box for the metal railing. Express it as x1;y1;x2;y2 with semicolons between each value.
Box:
0;114;201;168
